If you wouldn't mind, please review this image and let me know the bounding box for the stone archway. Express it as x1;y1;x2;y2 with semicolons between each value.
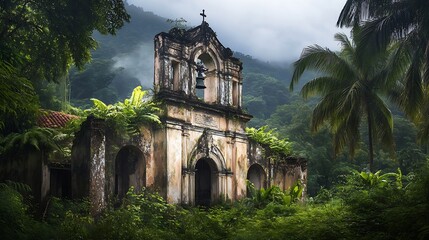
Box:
114;145;145;199
184;130;229;205
195;158;218;206
247;164;266;190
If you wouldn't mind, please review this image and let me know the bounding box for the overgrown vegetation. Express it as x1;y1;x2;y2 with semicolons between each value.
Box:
84;86;161;137
246;126;293;158
1;162;428;239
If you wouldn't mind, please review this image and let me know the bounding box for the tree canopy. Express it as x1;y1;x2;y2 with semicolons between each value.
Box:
0;0;130;134
0;0;130;81
337;0;429;143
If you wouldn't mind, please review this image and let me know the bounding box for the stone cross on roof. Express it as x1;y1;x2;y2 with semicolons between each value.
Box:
200;9;206;22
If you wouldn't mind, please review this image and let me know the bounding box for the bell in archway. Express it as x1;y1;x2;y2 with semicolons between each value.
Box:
196;71;206;89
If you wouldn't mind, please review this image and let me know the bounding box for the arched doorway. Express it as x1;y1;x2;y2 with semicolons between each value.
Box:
247;164;266;191
195;158;218;206
114;146;145;199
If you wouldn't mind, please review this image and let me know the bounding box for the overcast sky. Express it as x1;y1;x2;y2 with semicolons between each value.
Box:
128;0;348;63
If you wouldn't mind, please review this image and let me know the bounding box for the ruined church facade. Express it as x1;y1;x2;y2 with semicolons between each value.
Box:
0;21;307;214
124;21;307;206
150;22;252;204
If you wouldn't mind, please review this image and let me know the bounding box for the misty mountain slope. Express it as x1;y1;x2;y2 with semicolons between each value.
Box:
70;3;170;106
93;4;171;57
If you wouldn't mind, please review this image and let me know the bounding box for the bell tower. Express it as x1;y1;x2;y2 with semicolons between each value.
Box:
151;12;253;204
153;17;244;108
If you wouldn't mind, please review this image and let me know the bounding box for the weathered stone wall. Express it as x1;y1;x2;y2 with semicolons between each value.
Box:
152;126;167;197
273;156;307;190
71;120;91;199
71;116;106;215
0;150;47;204
247;141;307;194
235;139;249;198
165;123;183;203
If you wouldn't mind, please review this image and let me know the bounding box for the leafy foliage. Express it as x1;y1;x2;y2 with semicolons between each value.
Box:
0;127;60;157
246;126;292;157
357;168;403;189
85;86;161;137
1;164;429;239
0;61;39;135
0;0;130;82
245;181;303;208
337;0;429;144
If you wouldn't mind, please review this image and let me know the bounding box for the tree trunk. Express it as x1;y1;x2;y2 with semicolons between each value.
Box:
367;110;374;172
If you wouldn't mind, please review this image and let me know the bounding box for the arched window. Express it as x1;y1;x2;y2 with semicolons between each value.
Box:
171;60;180;91
197;53;217;103
114;146;145;199
247;164;266;190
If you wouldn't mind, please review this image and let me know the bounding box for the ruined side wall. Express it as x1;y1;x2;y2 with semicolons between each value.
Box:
71;117;106;215
71;123;91;199
273;164;307;192
247;141;308;195
247;141;270;188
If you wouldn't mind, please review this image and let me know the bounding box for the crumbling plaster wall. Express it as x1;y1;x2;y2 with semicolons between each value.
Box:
273;163;307;193
157;100;250;204
247;140;308;194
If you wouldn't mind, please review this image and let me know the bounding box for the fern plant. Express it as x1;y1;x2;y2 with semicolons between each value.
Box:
0;127;61;156
85;86;162;137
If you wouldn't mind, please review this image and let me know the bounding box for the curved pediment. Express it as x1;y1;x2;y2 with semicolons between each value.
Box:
160;22;239;64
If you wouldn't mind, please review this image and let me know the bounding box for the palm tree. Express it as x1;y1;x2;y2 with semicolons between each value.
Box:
290;29;406;171
337;0;429;140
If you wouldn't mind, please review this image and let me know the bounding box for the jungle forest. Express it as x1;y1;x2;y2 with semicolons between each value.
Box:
1;0;429;239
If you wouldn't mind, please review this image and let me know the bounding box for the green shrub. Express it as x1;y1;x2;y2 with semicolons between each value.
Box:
0;183;54;240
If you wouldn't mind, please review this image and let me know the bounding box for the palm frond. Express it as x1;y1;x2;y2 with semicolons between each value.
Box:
368;94;395;154
337;0;369;27
401;53;424;118
300;77;341;99
290;45;354;91
311;93;342;132
333;114;361;156
335;32;355;58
